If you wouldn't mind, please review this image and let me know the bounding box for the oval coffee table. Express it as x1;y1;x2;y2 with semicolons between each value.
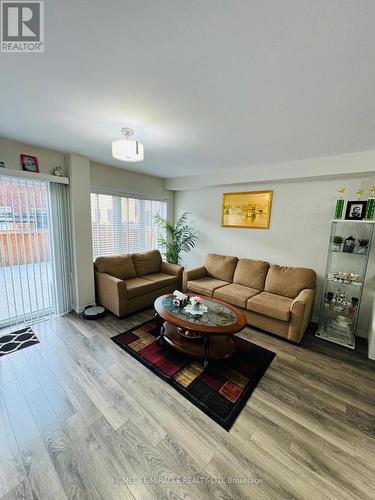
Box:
154;294;247;367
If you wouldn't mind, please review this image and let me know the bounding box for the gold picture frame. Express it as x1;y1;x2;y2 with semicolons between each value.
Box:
221;190;273;229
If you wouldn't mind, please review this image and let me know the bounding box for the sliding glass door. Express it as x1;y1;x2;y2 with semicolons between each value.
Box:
0;175;55;330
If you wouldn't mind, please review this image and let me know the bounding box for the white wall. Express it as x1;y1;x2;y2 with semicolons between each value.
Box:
166;150;375;191
174;174;375;337
66;154;95;312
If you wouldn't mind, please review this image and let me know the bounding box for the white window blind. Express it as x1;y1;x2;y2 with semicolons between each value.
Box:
90;192;167;260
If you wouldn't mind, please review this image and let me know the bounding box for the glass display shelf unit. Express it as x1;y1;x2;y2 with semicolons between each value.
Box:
316;219;375;349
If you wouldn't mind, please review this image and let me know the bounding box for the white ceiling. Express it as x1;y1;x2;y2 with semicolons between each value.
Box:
1;0;375;178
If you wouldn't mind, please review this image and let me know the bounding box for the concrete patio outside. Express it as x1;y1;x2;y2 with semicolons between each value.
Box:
0;261;54;328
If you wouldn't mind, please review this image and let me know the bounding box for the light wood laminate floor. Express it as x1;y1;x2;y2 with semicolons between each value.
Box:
0;310;374;500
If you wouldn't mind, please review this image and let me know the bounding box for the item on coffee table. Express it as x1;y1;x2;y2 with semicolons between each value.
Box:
177;327;202;339
172;290;188;308
190;296;203;310
184;298;208;317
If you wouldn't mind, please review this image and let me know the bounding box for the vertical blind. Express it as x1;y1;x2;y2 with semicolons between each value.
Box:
49;182;72;315
0;175;55;329
90;192;167;259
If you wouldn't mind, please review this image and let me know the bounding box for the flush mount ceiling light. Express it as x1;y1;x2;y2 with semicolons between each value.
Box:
112;128;144;162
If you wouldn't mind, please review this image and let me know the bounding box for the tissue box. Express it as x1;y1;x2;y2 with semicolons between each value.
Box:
173;290;188;308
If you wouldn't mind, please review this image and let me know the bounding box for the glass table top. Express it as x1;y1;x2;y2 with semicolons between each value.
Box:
162;296;238;327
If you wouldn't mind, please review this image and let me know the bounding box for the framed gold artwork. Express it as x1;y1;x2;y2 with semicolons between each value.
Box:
221;190;273;229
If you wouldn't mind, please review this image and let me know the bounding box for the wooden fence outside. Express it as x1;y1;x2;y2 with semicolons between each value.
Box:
0;230;50;266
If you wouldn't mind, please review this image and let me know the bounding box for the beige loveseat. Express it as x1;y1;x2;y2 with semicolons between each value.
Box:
95;250;183;317
183;254;316;343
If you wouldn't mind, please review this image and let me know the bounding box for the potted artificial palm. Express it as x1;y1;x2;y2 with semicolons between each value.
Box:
154;212;199;265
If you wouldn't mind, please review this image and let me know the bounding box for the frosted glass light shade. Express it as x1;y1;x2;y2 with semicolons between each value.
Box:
112;139;144;162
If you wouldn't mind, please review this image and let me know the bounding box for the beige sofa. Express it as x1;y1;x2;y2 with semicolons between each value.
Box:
183;254;316;343
95;250;183;317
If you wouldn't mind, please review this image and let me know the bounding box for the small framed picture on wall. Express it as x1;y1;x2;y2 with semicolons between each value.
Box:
20;154;39;173
345;200;367;220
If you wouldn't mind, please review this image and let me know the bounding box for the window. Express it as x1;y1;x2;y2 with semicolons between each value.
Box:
90;192;167;260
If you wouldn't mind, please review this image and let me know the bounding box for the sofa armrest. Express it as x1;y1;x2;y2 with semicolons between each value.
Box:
95;272;128;317
182;266;207;292
288;288;316;343
160;262;184;290
160;262;184;277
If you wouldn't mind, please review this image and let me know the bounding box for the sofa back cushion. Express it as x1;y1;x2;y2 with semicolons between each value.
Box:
233;259;270;291
265;264;316;298
132;250;162;276
204;253;238;282
95;255;136;281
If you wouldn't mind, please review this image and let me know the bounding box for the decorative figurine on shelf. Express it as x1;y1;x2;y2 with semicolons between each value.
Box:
365;186;375;220
356;189;364;200
357;239;369;255
343;235;356;253
334;187;346;219
333;289;347;312
51;165;63;177
324;292;334;308
348;297;359;316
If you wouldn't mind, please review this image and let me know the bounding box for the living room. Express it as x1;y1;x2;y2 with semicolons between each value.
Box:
0;2;375;499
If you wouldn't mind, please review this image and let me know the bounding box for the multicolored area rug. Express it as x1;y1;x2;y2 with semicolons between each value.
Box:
0;327;39;358
112;320;275;430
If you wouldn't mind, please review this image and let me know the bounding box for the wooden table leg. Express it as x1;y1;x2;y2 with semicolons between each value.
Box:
203;334;209;368
154;313;165;344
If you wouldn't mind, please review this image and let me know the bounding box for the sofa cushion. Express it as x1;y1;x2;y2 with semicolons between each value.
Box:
142;272;177;287
204;253;238;282
125;277;162;298
95;255;136;281
132;250;162;277
214;284;260;308
233;259;270;291
247;292;292;321
265;265;316;299
187;277;229;297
